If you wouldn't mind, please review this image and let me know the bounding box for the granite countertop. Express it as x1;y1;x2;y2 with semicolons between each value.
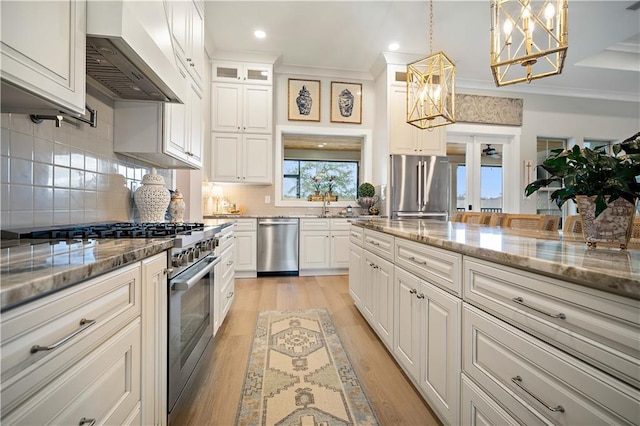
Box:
0;238;174;312
352;219;640;300
204;214;365;219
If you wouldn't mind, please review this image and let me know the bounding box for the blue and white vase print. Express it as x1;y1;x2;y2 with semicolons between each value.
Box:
338;89;354;117
296;85;312;115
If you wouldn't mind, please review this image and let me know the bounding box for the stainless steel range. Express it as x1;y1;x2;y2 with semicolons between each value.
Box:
2;221;231;422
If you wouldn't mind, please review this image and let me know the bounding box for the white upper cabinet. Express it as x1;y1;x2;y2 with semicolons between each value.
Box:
169;0;204;88
0;0;86;115
212;61;273;85
211;83;272;134
211;133;272;183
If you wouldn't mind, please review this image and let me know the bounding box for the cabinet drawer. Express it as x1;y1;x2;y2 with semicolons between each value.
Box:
363;229;394;261
463;304;639;426
330;218;350;231
300;218;330;231
233;218;256;232
215;227;234;254
461;374;519;426
349;225;364;246
464;257;640;388
3;319;141;425
220;244;235;282
1;264;141;412
395;238;462;296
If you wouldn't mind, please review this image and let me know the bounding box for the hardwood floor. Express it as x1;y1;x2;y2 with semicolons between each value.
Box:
170;275;441;425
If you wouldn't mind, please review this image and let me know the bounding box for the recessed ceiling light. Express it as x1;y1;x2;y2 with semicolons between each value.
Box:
389;42;400;51
254;30;266;39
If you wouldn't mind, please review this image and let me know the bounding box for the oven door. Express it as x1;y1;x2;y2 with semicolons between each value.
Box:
168;254;220;414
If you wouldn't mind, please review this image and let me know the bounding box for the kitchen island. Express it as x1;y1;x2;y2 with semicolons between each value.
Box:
351;218;640;299
348;218;639;425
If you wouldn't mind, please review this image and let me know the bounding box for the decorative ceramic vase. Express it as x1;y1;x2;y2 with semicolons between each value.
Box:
338;88;354;117
169;189;186;224
134;168;170;223
296;85;312;115
575;195;636;249
357;196;379;215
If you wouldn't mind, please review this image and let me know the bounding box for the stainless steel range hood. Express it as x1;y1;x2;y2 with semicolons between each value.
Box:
86;0;185;104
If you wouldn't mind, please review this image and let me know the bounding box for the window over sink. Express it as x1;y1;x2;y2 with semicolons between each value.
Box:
275;126;373;207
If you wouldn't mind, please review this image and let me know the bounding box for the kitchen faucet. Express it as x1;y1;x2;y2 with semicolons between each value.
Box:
321;193;331;217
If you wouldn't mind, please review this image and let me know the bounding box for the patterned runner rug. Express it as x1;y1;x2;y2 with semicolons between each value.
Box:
236;308;379;425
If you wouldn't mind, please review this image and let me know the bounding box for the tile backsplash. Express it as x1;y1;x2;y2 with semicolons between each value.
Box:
0;89;173;229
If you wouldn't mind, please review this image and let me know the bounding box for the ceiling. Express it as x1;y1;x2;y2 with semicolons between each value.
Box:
204;1;640;102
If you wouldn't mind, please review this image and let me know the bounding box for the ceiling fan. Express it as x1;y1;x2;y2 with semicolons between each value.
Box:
482;144;501;158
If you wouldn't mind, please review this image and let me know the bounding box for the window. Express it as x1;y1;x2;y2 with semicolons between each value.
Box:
536;137;567;228
283;159;359;200
584;139;613;154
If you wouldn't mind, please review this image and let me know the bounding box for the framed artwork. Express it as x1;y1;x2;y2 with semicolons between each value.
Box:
288;79;321;121
330;81;362;124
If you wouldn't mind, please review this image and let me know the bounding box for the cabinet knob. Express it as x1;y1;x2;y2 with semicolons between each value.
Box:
409;288;417;294
416;293;425;299
190;63;195;67
186;58;192;62
79;418;96;426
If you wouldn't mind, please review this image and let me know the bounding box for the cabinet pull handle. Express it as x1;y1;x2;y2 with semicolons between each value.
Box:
368;240;380;246
409;288;417;294
79;418;96;426
512;297;566;319
164;268;174;275
31;319;97;354
416;293;425;299
228;291;234;299
511;376;565;413
408;256;427;265
227;260;234;266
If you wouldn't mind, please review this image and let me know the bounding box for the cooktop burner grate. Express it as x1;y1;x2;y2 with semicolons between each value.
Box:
12;222;206;240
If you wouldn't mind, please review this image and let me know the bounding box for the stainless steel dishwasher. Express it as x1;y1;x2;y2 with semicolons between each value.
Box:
257;218;299;276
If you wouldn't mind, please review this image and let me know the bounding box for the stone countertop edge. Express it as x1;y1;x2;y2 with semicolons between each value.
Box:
0;239;174;312
351;219;640;301
204;214;371;219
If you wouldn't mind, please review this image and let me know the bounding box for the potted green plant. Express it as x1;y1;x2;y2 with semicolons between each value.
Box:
357;182;379;215
525;132;640;248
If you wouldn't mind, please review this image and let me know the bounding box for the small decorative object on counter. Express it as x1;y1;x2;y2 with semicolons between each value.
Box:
169;189;186;224
134;168;171;223
347;205;353;215
357;182;379;215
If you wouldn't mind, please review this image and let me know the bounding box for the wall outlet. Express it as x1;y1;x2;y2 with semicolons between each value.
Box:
265;195;271;204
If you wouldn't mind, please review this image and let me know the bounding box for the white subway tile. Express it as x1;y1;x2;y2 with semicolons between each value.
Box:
10;185;33;211
9;131;33;160
10;158;32;185
53;166;70;188
34;187;53;211
34;137;54;164
53;188;70;210
10;210;33;228
54;143;70;166
33;163;54;186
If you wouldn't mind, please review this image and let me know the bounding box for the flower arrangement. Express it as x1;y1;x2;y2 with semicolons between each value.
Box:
312;175;324;193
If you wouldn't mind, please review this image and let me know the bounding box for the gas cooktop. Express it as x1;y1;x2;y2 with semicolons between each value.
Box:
1;222;206;240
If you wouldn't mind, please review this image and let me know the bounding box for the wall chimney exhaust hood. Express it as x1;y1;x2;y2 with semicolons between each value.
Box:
86;0;185;104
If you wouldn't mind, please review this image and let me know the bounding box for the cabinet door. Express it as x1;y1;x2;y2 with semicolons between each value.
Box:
243;85;272;133
330;231;350;268
419;280;461;426
242;134;272;183
211;133;241;182
164;63;189;163
361;252;377;324
348;243;363;307
187;1;204;86
234;232;256;272
389;86;417;155
211;83;242;132
0;0;85;115
416;125;446;156
141;253;168;426
299;231;330;270
187;81;203;168
393;267;421;380
169;0;189;66
374;256;394;349
243;64;272;85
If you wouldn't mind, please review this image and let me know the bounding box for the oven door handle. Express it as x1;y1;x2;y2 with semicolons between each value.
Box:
172;256;221;291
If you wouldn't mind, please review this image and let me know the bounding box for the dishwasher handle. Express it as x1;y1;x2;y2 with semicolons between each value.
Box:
258;220;299;226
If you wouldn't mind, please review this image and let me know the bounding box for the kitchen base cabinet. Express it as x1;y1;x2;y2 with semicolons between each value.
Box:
348;242;363;309
233;218;257;278
393;266;461;426
463;303;640;426
362;250;394;349
141;252;169;426
215;225;236;331
3;319;142;425
299;218;350;276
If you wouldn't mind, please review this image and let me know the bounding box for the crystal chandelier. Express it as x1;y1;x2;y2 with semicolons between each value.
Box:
490;0;568;87
406;0;455;129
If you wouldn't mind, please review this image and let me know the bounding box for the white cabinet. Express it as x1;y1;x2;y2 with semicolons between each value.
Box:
362;250;394;349
211;133;272;184
348;242;364;308
214;225;235;332
394;265;462;426
114;92;203;169
461;373;520;426
0;0;86;115
389;84;446;156
169;0;204;87
140;252;168;426
211;83;272;134
299;219;350;274
233;218;257;278
212;61;272;85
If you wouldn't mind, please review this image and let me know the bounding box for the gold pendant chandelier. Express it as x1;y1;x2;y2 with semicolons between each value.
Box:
407;0;455;129
490;0;568;87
